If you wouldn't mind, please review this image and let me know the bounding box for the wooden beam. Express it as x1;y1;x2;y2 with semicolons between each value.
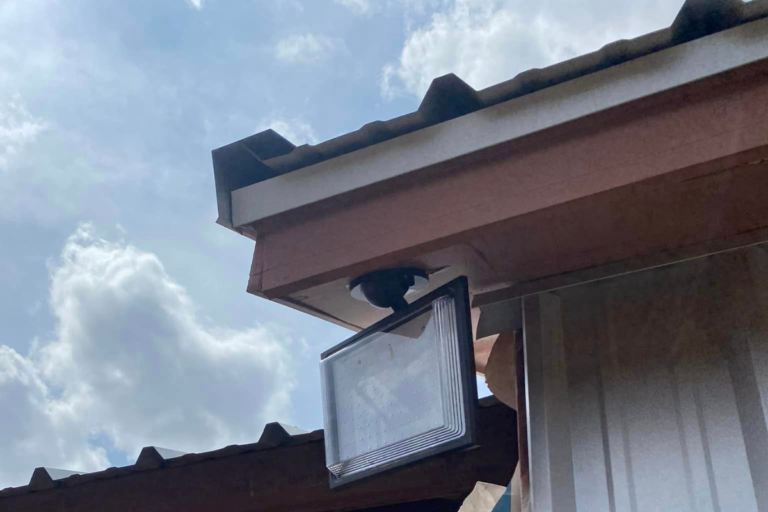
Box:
470;158;768;305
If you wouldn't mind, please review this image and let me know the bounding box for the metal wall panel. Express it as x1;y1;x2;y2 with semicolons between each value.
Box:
524;244;768;512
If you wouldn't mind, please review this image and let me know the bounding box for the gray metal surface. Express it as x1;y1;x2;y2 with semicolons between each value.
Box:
523;243;768;512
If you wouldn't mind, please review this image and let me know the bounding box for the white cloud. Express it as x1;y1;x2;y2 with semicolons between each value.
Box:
186;0;204;10
335;0;445;18
334;0;373;15
0;344;110;488
382;0;682;99
0;225;296;488
0;96;47;172
274;33;338;64
256;118;319;146
0;1;162;222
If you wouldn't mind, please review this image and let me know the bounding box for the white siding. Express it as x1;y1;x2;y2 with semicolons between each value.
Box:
524;244;768;512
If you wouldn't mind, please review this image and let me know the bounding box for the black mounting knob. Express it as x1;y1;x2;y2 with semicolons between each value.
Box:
349;268;429;312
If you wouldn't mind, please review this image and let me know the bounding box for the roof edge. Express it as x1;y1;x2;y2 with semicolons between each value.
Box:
1;396;505;499
231;15;768;227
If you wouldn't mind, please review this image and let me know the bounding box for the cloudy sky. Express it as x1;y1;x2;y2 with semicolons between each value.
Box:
0;0;683;489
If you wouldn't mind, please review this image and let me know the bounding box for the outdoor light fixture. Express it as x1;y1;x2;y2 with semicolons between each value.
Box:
320;276;477;487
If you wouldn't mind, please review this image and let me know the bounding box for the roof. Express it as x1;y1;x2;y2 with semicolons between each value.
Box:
0;397;516;512
1;421;317;498
212;0;768;229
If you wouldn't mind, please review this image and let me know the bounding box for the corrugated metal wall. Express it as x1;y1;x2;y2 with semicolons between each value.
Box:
524;243;768;512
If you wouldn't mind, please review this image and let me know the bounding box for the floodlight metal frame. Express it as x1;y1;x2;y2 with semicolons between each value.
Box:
321;276;477;488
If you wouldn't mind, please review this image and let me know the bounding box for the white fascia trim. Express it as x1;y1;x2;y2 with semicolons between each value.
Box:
232;17;768;228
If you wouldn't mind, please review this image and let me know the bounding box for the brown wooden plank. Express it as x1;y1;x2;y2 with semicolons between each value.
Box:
469;158;768;303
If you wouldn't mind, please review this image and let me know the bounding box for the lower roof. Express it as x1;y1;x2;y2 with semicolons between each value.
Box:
0;397;516;512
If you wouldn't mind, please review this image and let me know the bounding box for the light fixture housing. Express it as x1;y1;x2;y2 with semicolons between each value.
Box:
320;277;477;487
349;268;429;311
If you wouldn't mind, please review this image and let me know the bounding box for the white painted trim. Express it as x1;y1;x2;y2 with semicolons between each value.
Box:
232;17;768;228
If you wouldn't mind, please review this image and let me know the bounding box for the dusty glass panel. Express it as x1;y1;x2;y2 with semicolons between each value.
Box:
321;285;475;487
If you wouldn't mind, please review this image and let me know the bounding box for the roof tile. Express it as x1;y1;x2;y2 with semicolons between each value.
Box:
672;0;745;43
28;468;83;492
135;447;188;470
258;422;309;448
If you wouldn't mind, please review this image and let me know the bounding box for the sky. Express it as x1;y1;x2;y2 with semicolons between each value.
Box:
0;0;684;489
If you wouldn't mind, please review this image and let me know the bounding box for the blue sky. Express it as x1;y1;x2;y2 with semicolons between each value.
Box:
0;0;683;488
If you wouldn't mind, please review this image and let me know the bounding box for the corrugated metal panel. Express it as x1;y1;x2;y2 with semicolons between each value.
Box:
27;469;83;492
212;0;768;228
523;243;768;512
258;422;309;447
0;397;502;498
0;424;323;497
135;447;188;470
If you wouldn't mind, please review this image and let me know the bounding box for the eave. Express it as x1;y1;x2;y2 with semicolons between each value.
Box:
212;3;768;331
231;15;768;228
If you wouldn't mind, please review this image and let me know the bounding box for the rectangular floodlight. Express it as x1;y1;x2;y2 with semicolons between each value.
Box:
320;277;477;487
